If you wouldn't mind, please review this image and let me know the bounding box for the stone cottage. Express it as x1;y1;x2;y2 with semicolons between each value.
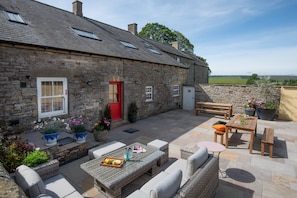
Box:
0;0;209;132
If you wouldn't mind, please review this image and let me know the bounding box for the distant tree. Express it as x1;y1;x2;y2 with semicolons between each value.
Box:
196;55;208;66
139;23;194;54
246;74;259;85
139;23;176;45
172;30;194;54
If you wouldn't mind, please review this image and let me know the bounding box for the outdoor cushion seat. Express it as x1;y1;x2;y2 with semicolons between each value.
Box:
127;169;182;198
15;165;83;198
88;140;126;160
165;146;208;182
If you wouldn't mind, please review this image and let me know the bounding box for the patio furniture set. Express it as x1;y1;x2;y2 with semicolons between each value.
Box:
212;114;275;157
81;139;219;198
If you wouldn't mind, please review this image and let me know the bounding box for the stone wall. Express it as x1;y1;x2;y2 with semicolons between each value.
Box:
0;44;187;133
0;162;27;197
195;84;280;114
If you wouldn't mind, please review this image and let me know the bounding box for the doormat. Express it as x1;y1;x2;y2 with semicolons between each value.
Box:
123;128;139;133
57;137;75;146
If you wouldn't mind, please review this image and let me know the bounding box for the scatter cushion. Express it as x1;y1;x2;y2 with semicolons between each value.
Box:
15;165;46;197
149;169;182;198
185;147;208;179
212;124;226;132
212;121;227;126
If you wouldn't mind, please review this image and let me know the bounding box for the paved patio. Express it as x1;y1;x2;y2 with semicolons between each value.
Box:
23;109;297;197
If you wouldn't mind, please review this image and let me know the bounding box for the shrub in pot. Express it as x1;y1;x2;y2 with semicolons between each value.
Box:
128;102;138;123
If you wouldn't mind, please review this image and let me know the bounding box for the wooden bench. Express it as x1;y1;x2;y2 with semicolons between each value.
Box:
261;128;274;158
195;102;233;119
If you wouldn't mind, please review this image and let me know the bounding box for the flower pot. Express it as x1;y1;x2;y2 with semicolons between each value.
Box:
261;109;277;121
44;132;58;146
75;131;87;144
128;114;137;123
244;109;255;116
256;107;262;119
93;130;108;142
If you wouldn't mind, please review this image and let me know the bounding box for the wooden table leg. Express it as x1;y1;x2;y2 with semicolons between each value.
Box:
225;127;229;148
249;131;255;154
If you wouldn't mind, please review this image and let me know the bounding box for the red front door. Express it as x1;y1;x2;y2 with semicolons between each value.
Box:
109;82;122;121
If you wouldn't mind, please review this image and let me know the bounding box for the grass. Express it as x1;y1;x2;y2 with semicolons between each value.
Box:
209;76;247;84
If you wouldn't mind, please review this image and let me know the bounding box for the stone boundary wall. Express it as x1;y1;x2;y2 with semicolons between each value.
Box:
195;84;280;115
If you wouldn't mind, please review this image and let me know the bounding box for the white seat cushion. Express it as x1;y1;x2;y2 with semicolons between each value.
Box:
147;139;168;150
44;174;83;198
88;141;126;159
140;171;170;194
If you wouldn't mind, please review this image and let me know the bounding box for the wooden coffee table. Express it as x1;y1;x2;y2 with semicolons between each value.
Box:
80;142;164;198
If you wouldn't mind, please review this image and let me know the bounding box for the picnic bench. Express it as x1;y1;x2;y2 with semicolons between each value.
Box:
195;102;233;119
261;128;274;158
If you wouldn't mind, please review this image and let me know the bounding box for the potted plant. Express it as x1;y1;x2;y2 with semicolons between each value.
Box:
69;117;87;143
128;102;138;123
37;118;64;146
103;104;112;121
255;78;278;120
243;98;256;116
22;150;51;168
93;117;111;142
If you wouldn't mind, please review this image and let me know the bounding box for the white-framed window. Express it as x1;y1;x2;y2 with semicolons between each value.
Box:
37;77;68;118
145;86;153;102
173;85;180;97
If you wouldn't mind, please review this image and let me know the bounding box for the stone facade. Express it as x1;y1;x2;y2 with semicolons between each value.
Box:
0;162;27;197
0;44;187;133
196;84;280;114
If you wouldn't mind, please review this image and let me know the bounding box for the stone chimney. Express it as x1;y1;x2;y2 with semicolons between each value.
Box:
73;1;83;17
128;23;138;35
172;41;179;50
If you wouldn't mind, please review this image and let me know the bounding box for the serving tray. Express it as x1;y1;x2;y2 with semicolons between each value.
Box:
100;157;125;168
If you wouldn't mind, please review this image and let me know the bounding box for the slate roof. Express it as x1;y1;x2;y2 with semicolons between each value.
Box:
0;0;187;68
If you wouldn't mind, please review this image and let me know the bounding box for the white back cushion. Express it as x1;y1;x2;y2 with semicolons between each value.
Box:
15;165;46;197
150;169;182;198
185;146;208;179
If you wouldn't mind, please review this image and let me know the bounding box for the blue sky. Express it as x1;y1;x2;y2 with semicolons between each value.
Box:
36;0;297;76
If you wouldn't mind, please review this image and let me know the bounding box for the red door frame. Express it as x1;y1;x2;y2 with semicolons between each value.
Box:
109;82;122;121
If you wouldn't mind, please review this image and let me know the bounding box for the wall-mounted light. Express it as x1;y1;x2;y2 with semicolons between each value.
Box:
134;80;138;84
26;75;31;79
86;80;92;85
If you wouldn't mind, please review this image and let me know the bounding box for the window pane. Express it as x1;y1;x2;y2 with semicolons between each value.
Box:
42;81;52;96
53;97;63;111
54;81;63;95
41;98;52;113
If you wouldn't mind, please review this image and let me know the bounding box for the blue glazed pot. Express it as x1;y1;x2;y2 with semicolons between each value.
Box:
244;109;255;116
75;132;87;144
44;132;58;146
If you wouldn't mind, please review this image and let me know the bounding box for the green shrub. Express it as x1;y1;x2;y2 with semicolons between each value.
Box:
0;136;34;173
22;150;51;168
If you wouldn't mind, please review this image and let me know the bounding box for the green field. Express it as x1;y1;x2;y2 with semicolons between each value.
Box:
209;76;248;84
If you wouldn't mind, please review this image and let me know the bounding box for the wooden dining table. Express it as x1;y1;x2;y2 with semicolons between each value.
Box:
225;115;258;154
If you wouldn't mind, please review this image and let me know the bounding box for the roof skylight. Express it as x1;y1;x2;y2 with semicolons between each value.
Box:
120;41;137;49
148;48;161;55
5;11;26;24
72;27;100;40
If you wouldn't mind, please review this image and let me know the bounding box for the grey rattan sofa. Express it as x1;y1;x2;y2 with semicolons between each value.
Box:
127;147;219;198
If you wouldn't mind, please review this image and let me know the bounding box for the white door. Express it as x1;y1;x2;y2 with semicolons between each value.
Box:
183;86;195;110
